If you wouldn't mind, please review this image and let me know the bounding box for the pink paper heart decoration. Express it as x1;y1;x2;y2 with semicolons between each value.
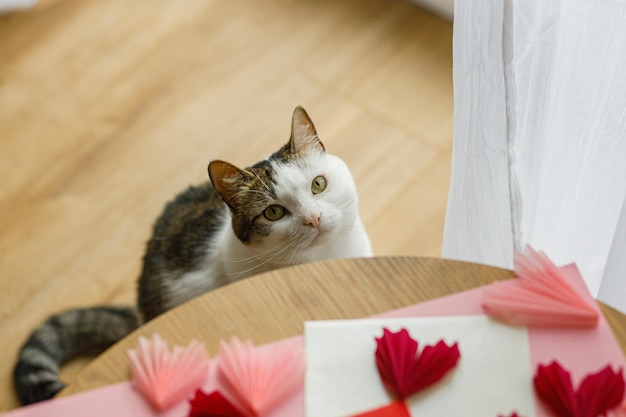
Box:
128;333;210;411
217;337;305;416
482;246;599;327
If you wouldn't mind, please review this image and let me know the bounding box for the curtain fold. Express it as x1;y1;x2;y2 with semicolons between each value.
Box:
442;0;515;269
444;0;626;313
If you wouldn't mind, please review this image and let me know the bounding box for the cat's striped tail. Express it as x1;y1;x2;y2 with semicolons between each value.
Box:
13;306;140;405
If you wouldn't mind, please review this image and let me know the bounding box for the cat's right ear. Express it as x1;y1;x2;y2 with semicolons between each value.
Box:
208;160;249;206
290;106;325;154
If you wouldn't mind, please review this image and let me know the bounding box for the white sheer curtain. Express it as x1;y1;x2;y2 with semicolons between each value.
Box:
443;0;626;313
0;0;36;12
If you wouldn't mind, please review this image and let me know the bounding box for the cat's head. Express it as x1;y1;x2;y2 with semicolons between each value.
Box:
208;106;359;264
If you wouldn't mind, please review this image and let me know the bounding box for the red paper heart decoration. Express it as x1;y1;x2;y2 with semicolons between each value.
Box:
374;328;460;399
534;361;625;417
351;399;411;417
189;390;248;417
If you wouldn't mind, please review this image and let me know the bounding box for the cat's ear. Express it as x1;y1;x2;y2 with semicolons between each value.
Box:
208;160;250;206
290;106;325;154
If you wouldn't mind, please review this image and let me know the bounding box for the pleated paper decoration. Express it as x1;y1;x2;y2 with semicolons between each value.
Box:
374;328;460;399
482;247;599;327
189;390;248;417
534;361;625;417
217;337;305;417
348;328;460;417
128;333;210;411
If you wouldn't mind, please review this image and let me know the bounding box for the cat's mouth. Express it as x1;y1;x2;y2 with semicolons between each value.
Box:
309;226;331;246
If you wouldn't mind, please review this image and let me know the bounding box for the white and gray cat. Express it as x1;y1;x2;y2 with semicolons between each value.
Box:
13;106;372;404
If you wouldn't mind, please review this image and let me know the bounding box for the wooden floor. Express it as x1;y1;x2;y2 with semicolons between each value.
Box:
0;0;452;411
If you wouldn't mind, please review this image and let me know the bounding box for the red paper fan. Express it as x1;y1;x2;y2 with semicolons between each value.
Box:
482;246;599;327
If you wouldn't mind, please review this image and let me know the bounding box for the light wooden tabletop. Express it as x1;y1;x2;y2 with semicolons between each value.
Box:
60;256;626;397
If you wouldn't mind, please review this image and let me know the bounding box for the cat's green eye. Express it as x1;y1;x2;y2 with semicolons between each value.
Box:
311;175;327;194
264;205;285;221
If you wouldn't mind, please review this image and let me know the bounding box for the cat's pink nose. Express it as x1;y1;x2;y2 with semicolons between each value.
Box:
303;213;321;228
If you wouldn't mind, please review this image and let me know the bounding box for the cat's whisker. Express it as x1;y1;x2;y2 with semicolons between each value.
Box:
224;234;286;263
356;189;378;207
226;235;300;279
341;200;359;211
252;172;275;196
336;202;359;217
222;234;297;264
227;232;300;264
357;188;375;198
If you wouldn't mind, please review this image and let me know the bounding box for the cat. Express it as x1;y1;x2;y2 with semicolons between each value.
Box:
13;106;372;404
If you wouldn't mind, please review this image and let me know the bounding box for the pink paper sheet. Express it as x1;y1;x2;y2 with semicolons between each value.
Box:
3;263;623;417
377;264;625;417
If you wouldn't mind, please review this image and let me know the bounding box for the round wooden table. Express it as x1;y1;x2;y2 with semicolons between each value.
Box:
60;256;626;397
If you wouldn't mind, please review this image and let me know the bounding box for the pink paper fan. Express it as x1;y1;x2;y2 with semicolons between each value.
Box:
128;333;210;411
482;246;599;327
217;337;305;416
